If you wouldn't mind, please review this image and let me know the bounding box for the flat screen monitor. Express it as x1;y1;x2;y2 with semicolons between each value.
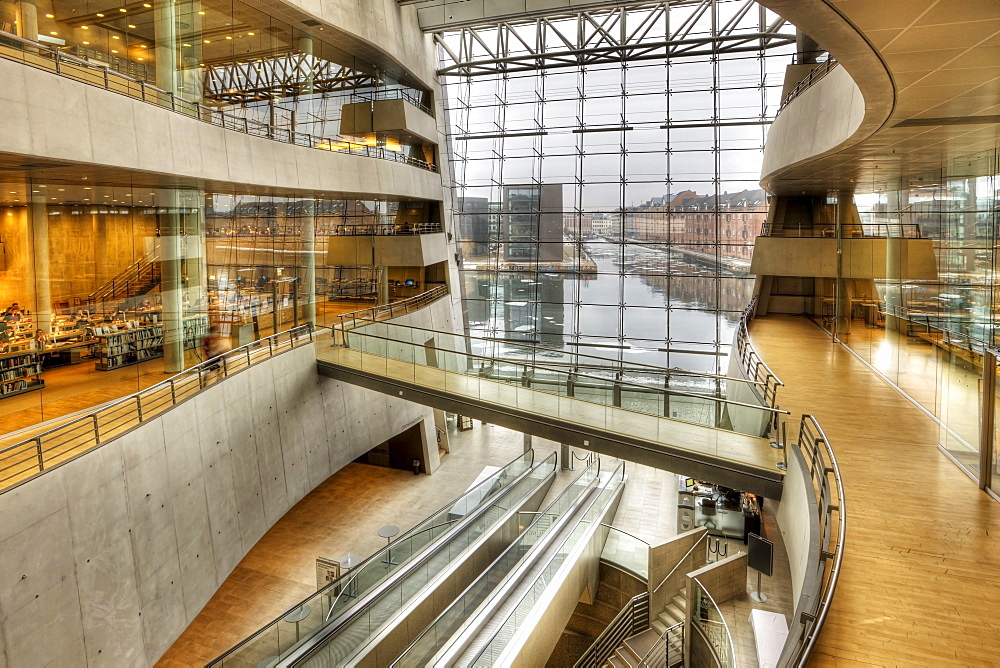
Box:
404;279;417;287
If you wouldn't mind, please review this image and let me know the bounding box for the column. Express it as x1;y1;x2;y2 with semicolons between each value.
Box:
560;443;571;470
16;0;38;41
160;190;185;373
834;189;855;337
302;198;316;325
884;182;906;332
377;266;389;305
28;191;51;333
153;0;178;94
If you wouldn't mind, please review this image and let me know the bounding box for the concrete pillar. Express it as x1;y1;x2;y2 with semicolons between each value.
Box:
884;184;906;332
297;36;314;96
183;191;208;316
16;0;37;41
523;432;532;454
302;198;316;325
153;0;178;94
377;267;389;305
160;190;185;373
28;192;51;333
835;189;854;336
561;443;571;470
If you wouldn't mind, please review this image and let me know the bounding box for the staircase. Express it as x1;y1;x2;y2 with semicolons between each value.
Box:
87;250;161;308
605;590;685;668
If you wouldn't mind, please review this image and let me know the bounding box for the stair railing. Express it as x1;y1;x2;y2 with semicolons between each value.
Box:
573;592;650;668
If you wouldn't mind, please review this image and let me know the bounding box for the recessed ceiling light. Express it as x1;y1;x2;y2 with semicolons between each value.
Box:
198;10;205;15
143;2;151;6
137;57;144;60
140;44;147;48
96;12;104;16
8;191;15;194
225;35;232;40
57;188;64;191
111;49;118;53
45;13;54;18
247;31;254;35
128;24;136;28
32;190;39;193
203;39;210;43
81;25;89;29
112;35;120;39
82;40;90;44
119;8;127;12
49;31;57;35
83;187;91;190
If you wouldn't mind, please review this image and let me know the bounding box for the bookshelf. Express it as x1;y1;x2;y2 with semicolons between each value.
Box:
93;315;211;371
0;351;45;399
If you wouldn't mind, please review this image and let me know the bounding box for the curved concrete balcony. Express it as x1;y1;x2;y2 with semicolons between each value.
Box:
0;51;444;202
759;0;1000;195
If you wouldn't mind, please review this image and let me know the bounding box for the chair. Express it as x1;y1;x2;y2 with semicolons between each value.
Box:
700;497;717;529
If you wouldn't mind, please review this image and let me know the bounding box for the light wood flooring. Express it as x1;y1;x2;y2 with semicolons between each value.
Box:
749;315;1000;666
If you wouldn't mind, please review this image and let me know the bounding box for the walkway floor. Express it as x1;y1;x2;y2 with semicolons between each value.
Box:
749;315;1000;666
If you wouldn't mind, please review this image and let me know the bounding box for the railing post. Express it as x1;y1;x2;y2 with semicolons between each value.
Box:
169;378;176;404
92;414;100;443
136;394;143;422
35;437;44;472
54;50;61;74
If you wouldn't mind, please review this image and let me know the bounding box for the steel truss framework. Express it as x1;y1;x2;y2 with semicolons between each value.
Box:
434;0;793;77
204;53;378;104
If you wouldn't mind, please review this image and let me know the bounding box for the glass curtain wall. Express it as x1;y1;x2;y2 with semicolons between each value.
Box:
0;180;431;433
442;1;793;374
0;0;430;158
841;148;1000;487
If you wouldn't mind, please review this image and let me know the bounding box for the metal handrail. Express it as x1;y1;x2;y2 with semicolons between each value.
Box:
0;30;438;173
786;414;846;666
87;247;160;305
636;620;683;668
651;532;709;594
346;318;772;391
343;326;789;418
0;324;314;492
760;221;922;238
335;284;449;333
328;222;445;236
777;58;838;113
574;592;650;668
691;576;737;667
735;297;784;407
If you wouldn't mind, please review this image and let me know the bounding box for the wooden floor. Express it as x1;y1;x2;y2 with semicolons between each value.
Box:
749;315;1000;666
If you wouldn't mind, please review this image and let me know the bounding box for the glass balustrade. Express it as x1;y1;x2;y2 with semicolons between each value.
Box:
328;323;780;440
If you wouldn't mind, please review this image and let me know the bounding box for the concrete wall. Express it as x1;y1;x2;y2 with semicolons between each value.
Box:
772;446;819;620
0;340;438;666
750;237;938;280
0;58;444;203
648;527;707;613
760;65;867;185
276;0;437;90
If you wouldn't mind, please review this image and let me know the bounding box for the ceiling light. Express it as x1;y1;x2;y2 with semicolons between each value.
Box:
58;188;64;191
128;24;136;28
137;57;144;60
112;35;120;39
83;187;91;190
8;191;14;194
32;190;39;193
139;44;147;48
119;8;127;12
198;10;205;14
111;49;118;53
96;12;104;16
225;35;232;40
82;40;89;44
45;13;54;18
203;39;210;43
247;31;254;35
49;31;57;35
82;25;89;29
143;2;151;6
182;43;190;47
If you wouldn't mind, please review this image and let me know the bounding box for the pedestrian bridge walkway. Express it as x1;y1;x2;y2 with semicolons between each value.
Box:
315;323;786;498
